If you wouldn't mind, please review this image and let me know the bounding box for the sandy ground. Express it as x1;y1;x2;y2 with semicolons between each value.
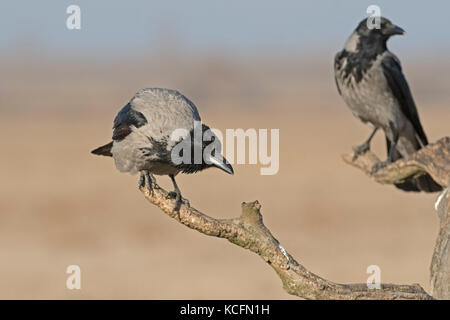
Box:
0;56;448;299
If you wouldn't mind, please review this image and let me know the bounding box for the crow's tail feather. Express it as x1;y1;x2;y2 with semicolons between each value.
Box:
91;142;113;157
394;175;442;192
387;137;442;193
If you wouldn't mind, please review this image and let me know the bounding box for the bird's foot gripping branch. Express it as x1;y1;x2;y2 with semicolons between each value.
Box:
343;137;450;188
138;175;434;300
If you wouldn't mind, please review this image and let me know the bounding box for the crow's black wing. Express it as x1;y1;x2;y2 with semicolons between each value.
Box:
381;54;428;146
334;51;344;95
112;103;148;141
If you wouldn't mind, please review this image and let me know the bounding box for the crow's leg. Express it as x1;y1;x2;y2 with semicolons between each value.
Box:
139;170;156;195
371;124;399;174
168;174;184;215
166;176;190;206
353;127;378;161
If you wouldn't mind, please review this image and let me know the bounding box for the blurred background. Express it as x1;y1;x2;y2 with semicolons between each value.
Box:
0;0;449;299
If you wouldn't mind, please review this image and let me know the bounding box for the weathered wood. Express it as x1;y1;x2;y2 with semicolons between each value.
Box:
431;187;450;299
343;137;450;299
139;187;431;300
134;137;450;299
342;137;450;188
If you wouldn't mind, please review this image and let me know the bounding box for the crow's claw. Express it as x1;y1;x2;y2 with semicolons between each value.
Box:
171;192;182;218
166;191;177;199
352;142;370;161
139;172;145;189
166;191;189;206
371;161;390;174
139;171;155;196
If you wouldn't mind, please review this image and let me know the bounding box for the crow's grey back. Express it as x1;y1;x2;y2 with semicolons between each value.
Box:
110;88;202;174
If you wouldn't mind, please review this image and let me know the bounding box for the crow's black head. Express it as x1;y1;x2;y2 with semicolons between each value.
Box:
338;17;405;82
354;17;405;45
173;123;234;175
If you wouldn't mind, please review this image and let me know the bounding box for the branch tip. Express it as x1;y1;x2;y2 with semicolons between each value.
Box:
240;200;264;226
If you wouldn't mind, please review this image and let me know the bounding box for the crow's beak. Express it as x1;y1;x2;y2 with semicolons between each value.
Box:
386;24;405;36
207;155;234;175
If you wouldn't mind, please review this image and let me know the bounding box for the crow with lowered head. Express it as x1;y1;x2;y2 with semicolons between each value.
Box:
334;17;442;192
92;88;234;211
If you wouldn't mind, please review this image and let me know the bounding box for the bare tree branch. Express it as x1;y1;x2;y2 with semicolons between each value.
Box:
139;184;432;300
134;138;450;299
431;187;450;299
342;136;450;299
342;137;450;188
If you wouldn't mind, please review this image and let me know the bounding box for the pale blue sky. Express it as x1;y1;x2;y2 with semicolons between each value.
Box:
0;0;448;57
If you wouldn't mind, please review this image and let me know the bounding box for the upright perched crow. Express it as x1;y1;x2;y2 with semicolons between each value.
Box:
334;17;442;192
92;88;234;210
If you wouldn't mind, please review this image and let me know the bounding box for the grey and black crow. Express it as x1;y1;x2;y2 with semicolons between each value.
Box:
334;17;442;192
92;88;234;210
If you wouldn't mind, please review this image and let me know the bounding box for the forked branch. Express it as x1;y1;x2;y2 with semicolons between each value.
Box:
139;184;432;299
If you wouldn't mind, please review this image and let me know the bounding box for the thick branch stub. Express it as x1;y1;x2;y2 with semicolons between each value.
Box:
240;201;263;226
139;183;432;299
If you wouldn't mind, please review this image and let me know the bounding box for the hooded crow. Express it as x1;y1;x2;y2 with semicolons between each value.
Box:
334;17;442;193
92;88;234;210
